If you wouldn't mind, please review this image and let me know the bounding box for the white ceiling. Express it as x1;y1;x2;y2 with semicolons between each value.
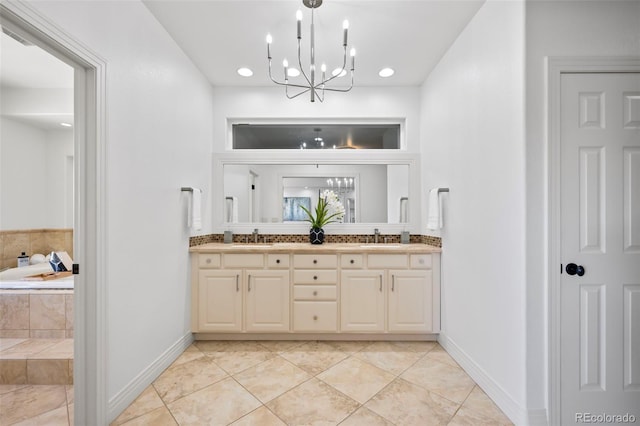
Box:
143;0;485;87
0;29;74;130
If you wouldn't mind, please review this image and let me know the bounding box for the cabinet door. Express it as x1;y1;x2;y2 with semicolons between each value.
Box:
388;270;432;332
246;270;290;332
341;270;385;332
198;270;242;332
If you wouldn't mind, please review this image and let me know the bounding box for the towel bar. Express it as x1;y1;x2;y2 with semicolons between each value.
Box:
437;188;449;194
181;187;194;192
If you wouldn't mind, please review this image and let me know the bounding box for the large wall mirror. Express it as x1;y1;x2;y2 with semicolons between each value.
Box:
213;153;420;233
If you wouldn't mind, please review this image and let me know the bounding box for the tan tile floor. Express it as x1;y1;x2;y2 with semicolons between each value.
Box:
0;340;513;425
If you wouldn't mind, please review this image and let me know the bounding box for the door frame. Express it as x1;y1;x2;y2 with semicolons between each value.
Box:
547;56;640;425
0;3;108;425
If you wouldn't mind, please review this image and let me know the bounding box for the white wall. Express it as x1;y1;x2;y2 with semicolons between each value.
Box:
420;0;527;423
29;0;214;419
525;0;640;416
0;118;73;230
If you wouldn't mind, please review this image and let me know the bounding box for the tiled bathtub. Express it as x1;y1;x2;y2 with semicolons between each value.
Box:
0;289;73;339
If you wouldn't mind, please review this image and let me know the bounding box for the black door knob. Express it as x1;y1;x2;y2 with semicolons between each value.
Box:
566;263;585;276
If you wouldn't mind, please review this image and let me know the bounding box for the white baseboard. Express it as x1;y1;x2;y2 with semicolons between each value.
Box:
107;332;194;423
438;333;548;426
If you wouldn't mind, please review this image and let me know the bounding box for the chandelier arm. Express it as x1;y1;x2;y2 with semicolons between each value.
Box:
315;46;349;87
296;40;314;89
317;71;354;92
285;86;312;99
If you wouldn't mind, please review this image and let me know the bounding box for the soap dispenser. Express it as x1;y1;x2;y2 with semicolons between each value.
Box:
17;252;29;268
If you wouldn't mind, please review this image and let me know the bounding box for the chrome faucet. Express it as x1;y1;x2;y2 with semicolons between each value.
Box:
374;228;380;244
252;228;259;243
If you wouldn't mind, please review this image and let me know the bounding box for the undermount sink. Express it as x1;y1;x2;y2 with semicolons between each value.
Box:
360;244;403;248
231;244;272;248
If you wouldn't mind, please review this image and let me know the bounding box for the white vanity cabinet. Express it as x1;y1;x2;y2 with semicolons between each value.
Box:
292;254;338;332
192;253;290;333
191;244;440;338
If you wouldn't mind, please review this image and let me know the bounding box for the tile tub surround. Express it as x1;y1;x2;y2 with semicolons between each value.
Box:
0;290;74;339
104;341;512;426
0;229;73;271
190;233;442;247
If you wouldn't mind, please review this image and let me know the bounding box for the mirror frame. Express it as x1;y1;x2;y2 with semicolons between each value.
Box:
212;151;421;235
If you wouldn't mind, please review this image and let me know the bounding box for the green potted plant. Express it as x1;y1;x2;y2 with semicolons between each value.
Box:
299;190;345;244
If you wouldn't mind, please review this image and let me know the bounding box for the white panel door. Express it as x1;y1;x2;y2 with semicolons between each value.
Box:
340;270;385;332
388;270;432;332
198;270;242;332
561;72;640;424
245;270;290;332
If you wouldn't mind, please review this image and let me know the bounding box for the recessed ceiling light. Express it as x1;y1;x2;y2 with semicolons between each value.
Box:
60;122;72;127
379;68;395;78
287;68;300;77
237;67;253;77
332;68;347;78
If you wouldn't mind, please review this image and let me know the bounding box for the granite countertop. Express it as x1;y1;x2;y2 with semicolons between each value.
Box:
189;242;441;254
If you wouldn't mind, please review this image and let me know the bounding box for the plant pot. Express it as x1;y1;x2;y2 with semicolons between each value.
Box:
309;227;325;244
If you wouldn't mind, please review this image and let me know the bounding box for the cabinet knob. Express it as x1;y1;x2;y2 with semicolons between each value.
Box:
313;275;318;280
313;259;318;264
206;258;211;264
313;315;318;321
276;259;280;264
350;259;355;264
313;291;318;296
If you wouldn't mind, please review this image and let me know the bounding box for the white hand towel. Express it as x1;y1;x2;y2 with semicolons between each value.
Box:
427;188;442;230
191;188;202;231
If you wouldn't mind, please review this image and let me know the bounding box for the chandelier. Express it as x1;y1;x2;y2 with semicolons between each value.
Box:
266;0;355;103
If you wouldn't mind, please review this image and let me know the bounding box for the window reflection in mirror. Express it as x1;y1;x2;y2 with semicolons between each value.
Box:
223;164;409;224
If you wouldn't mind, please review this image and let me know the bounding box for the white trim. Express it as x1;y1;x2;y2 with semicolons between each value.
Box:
107;333;194;423
225;117;407;151
546;56;640;426
0;3;108;425
438;333;542;425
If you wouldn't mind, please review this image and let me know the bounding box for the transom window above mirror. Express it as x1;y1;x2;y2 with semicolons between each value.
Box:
232;123;401;150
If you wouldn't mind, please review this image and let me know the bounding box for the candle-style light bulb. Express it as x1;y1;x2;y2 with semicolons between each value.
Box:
350;48;356;70
342;20;349;46
296;10;302;39
266;34;272;59
283;59;289;80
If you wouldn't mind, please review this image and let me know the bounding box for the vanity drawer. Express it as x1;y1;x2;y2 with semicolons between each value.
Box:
294;270;337;284
367;254;408;269
341;254;364;269
224;253;264;268
293;301;338;331
198;254;221;268
410;254;432;269
267;254;290;268
294;285;337;301
293;254;337;269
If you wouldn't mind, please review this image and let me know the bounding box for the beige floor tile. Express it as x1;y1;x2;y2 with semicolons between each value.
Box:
425;345;461;368
0;339;59;359
167;377;261;425
354;341;424;375
365;378;458;426
279;341;349;375
0;383;28;395
339;406;395;426
401;357;475;404
256;340;308;353
206;349;276;375
266;377;359;425
0;359;27;384
0;338;27;352
111;385;165;425
153;356;227;403
168;348;204;367
66;384;74;404
119;406;177;426
326;340;371;354
12;404;69;426
234;356;310;403
32;339;74;359
195;340;267;353
231;406;287;426
457;386;513;425
317;357;395;404
393;340;438;354
0;385;67;425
